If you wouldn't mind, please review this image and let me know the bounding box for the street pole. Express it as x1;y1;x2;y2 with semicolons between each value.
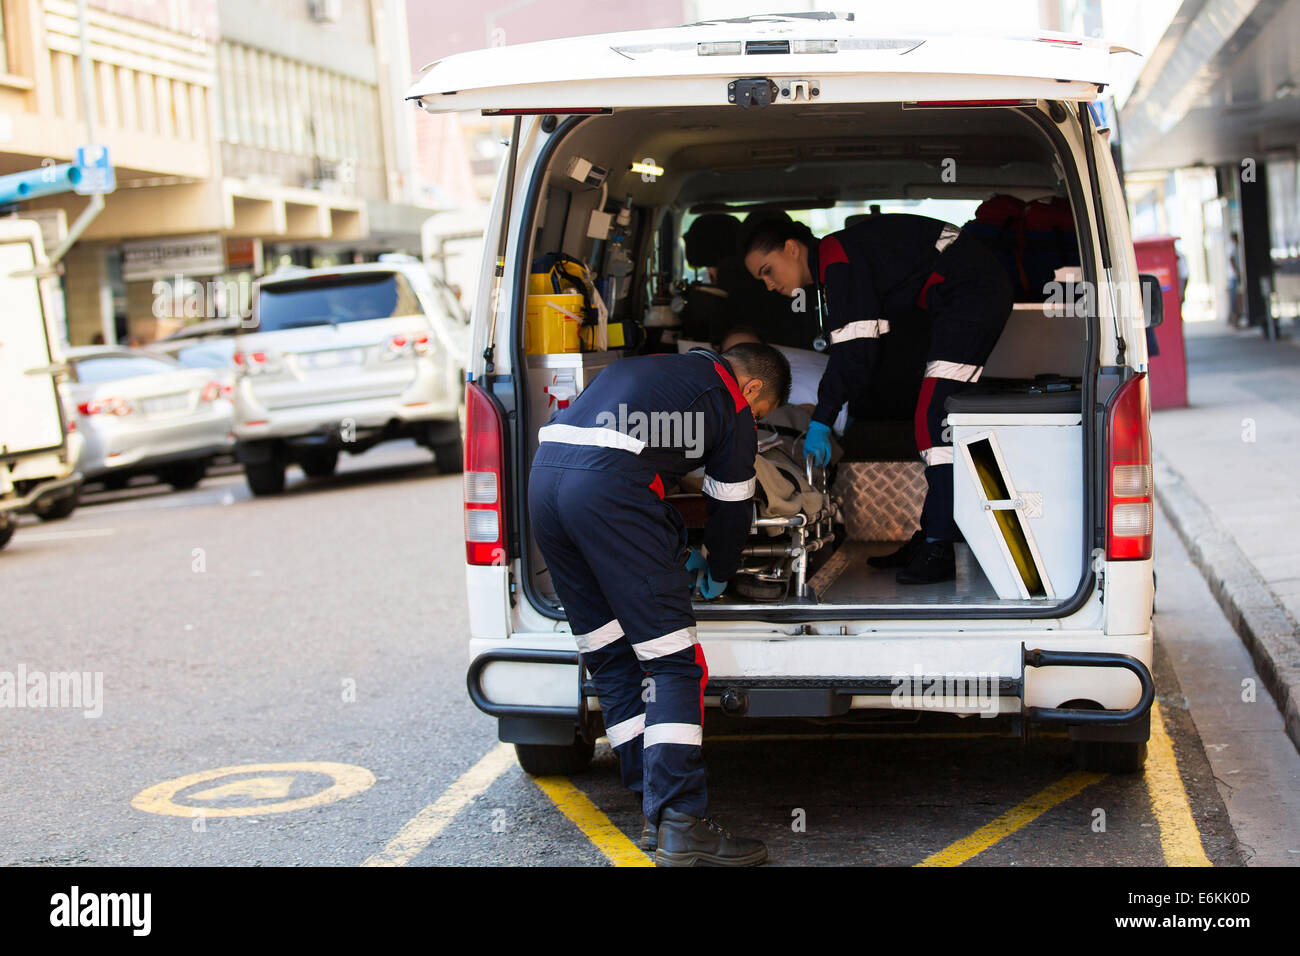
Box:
49;0;112;343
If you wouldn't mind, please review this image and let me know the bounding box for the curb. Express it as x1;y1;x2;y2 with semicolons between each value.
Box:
1154;450;1300;754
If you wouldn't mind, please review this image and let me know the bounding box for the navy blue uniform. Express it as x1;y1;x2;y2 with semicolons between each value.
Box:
812;214;1013;540
529;348;756;823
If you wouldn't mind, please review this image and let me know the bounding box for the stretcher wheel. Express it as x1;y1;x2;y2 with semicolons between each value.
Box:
734;577;788;602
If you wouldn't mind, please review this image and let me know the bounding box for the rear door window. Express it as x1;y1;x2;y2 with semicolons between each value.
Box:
75;355;179;383
256;272;421;332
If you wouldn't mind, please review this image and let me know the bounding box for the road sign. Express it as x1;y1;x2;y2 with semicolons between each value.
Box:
73;144;115;196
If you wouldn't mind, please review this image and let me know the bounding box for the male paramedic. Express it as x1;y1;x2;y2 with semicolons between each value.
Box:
529;342;790;866
743;215;1013;585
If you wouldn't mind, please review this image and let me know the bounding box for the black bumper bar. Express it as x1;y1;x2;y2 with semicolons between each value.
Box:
464;644;1155;727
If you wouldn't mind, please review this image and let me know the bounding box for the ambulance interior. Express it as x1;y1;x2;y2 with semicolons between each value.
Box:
519;102;1094;616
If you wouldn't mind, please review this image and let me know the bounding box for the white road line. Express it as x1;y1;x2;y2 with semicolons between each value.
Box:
17;527;116;541
91;494;229;514
360;742;517;867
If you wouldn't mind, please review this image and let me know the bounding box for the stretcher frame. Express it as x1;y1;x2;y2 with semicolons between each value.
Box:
732;459;837;601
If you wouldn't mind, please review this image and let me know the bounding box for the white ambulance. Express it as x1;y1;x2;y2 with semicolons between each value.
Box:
408;16;1158;776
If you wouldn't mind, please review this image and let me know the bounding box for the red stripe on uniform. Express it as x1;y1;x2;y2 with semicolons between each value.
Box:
649;474;664;499
712;361;748;413
694;643;709;725
917;270;945;308
818;236;848;283
914;376;938;452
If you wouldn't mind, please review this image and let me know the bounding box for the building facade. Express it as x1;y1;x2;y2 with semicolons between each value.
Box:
2;0;427;345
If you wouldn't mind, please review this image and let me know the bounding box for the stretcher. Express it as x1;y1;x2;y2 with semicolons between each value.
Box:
669;407;838;602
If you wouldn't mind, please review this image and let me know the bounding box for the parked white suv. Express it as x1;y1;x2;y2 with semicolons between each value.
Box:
409;19;1158;776
233;259;468;495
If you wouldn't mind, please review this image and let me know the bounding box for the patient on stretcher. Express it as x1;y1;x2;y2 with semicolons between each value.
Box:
670;390;838;602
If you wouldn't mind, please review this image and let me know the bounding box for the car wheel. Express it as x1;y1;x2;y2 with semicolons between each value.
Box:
33;489;80;521
0;514;16;550
514;735;595;776
101;473;130;491
433;433;464;475
244;460;286;496
163;461;207;490
1073;740;1147;774
297;448;338;478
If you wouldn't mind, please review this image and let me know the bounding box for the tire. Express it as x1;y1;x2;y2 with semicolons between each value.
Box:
514;736;595;776
244;460;286;496
1074;740;1148;774
163;460;207;490
433;433;464;475
32;489;79;521
0;514;15;550
101;473;130;491
297;448;338;478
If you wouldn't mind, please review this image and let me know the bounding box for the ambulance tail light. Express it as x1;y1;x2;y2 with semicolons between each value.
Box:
1106;373;1153;561
464;381;507;566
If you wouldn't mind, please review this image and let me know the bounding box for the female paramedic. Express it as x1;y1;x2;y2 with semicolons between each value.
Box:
743;215;1013;585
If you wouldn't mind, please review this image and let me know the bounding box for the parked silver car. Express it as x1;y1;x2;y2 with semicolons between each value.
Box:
147;336;238;405
66;346;234;490
232;260;468;495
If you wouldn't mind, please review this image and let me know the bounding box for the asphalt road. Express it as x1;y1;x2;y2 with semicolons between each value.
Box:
0;442;1276;866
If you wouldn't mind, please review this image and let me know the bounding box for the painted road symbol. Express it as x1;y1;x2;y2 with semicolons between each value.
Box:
131;762;374;818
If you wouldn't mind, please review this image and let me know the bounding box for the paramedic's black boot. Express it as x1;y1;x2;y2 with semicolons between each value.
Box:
641;818;656;851
868;530;925;569
655;809;767;867
896;539;956;585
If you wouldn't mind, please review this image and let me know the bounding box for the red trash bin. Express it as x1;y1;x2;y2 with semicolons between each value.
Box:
1133;236;1188;410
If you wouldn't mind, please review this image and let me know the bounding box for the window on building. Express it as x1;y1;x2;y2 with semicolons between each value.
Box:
1;4;10;74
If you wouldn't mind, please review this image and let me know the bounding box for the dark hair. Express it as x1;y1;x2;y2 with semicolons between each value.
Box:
742;217;816;258
718;324;763;351
722;341;792;408
683;214;741;269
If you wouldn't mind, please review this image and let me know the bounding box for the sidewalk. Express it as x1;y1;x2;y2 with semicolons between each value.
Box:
1152;320;1300;751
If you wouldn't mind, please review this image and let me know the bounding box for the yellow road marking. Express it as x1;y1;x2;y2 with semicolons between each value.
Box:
1145;700;1212;867
132;761;374;818
530;775;654;867
361;743;516;867
916;770;1106;866
190;776;296;801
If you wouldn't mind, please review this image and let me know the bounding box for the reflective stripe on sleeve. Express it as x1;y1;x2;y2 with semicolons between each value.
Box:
702;475;756;502
538;423;645;454
605;713;646;748
643;722;703;748
829;319;889;343
633;626;697;662
923;360;983;382
921;446;955;466
574;618;624;654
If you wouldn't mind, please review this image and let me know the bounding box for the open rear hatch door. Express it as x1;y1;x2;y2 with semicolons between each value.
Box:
406;18;1115;113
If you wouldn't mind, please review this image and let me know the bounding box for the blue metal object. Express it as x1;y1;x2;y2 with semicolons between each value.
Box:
0;164;83;205
74;144;115;195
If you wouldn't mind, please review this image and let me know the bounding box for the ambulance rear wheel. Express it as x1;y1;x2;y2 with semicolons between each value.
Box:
514;736;594;776
1073;740;1147;774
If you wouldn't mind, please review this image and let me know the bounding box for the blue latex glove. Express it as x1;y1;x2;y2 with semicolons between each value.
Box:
803;420;833;467
685;547;728;600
